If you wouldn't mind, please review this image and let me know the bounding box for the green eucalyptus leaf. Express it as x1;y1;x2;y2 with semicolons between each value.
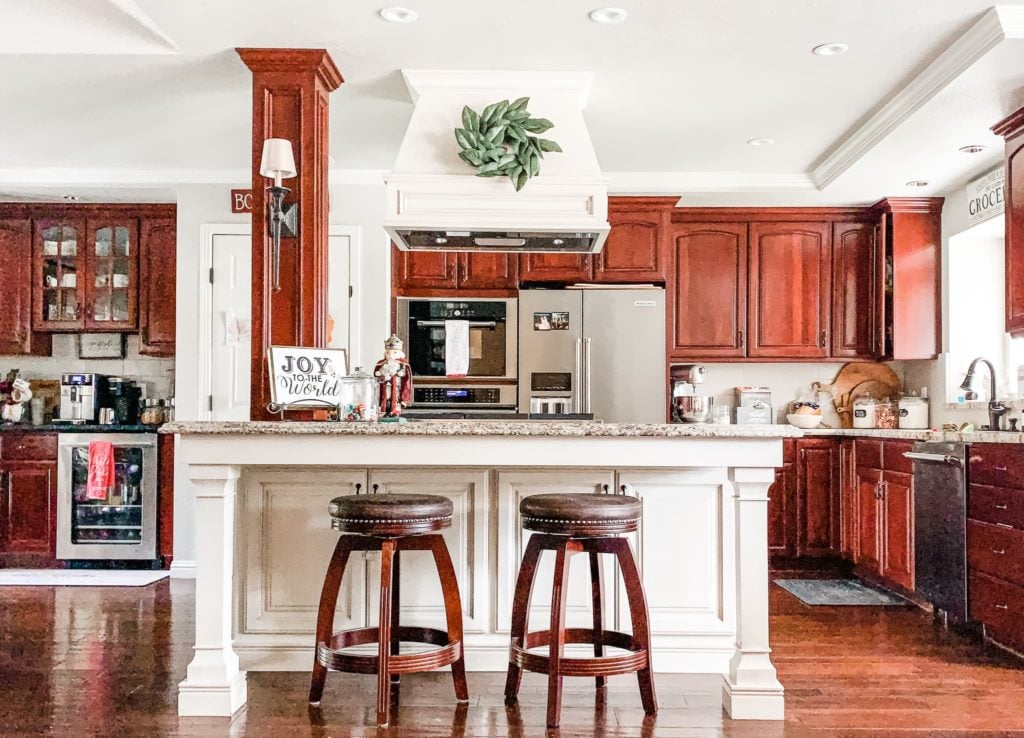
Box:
461;106;479;132
493;99;510;122
507;125;526;143
537;138;562;153
485;124;506;145
458;151;483;167
522;118;554;134
509;96;529;112
528;153;540;177
454;128;474;150
497;153;517;167
515;170;529;191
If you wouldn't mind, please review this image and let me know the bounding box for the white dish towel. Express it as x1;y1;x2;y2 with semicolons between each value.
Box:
445;319;470;377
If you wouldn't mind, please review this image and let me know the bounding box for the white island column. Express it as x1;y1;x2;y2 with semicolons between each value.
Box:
722;467;785;719
178;465;248;717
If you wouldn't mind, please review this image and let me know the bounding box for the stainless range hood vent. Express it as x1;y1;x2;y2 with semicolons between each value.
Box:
384;71;609;254
395;230;602;253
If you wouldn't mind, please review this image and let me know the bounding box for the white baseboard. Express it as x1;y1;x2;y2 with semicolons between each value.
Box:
170;560;196;579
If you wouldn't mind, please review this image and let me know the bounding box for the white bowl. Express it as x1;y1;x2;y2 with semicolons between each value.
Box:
786;413;823;429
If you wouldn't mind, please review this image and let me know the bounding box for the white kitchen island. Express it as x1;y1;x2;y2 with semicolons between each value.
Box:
165;420;798;721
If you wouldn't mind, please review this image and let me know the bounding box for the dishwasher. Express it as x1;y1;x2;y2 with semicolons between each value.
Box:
907;441;968;624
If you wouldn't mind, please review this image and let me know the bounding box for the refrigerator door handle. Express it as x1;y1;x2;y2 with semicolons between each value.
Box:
584;337;592;414
573;339;583;413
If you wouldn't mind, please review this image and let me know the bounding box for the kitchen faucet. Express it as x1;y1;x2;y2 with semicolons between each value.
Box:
959;357;1010;430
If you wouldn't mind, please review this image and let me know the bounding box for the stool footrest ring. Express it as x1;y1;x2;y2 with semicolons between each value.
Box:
510;627;649;678
317;626;461;675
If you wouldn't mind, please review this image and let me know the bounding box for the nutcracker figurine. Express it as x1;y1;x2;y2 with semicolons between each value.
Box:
373;335;413;418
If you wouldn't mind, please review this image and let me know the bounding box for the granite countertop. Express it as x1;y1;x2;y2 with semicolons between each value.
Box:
0;423;160;434
161;420;1024;444
162;420;805;439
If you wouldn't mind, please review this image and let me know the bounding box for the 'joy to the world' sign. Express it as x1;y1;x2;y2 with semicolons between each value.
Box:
266;346;350;408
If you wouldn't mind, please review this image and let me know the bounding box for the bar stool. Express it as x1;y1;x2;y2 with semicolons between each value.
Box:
308;493;469;727
504;493;657;728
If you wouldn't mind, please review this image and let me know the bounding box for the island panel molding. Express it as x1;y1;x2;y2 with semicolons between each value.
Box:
169;423;787;720
237;48;343;420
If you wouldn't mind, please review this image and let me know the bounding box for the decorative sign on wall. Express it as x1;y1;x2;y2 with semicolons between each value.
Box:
79;333;125;359
266;346;349;409
230;189;254;214
966;167;1005;227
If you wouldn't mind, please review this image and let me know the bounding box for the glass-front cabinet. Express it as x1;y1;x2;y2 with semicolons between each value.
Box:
33;217;138;331
56;433;157;560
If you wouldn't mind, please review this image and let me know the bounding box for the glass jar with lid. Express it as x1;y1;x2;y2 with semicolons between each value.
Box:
875;399;897;430
141;399;165;426
337;368;379;422
852;396;878;429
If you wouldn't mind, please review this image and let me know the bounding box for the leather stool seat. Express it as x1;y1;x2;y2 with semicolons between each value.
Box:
329;493;453;536
519;493;641;535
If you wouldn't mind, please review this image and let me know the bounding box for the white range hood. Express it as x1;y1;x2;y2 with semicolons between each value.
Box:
384;70;609;254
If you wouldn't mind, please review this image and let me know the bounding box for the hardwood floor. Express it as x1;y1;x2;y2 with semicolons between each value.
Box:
0;578;1023;736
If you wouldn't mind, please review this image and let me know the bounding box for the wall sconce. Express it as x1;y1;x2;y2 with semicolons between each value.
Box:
259;138;298;292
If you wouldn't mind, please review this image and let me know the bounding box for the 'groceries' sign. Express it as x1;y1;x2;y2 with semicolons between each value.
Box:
266;346;349;408
966;167;1005;227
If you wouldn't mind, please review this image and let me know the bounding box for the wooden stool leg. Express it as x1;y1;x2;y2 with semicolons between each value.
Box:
376;538;397;726
390;550;401;685
613;537;657;716
504;534;545;703
309;535;356;705
428;534;470;702
589;550;606;690
546;538;575;729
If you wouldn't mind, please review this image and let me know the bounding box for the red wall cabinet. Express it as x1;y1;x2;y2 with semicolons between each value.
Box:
0;219;50;356
458;252;519;290
593;197;674;284
748;222;832;359
139;217;177;356
518;252;593;284
393;249;459;292
668;222;748;359
392;248;518;294
994;108;1024;337
831;222;875;359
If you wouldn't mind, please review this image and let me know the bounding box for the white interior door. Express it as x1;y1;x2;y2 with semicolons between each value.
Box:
327;230;354;359
210;233;252;421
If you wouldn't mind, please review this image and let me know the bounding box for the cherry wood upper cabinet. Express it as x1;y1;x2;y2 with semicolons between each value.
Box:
458;253;518;290
994;107;1024;337
748;222;832;359
518;252;592;284
592;197;674;284
33;218;87;331
139;217;177;357
831;222;875;359
871;198;943;360
669;222;747;359
0;219;50;356
392;248;458;292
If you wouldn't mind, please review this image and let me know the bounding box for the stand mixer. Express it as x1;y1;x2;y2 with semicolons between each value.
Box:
670;364;713;423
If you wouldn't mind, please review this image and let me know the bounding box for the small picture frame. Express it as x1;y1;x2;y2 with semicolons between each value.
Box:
533;312;570;331
79;333;125;359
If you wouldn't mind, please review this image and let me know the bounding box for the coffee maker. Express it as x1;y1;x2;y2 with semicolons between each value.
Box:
670;364;712;423
59;373;109;424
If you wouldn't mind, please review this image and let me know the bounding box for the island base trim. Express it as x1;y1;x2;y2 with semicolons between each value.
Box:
720;677;785;720
178;673;248;717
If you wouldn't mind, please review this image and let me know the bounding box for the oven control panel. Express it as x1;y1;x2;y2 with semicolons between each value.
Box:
415;387;501;404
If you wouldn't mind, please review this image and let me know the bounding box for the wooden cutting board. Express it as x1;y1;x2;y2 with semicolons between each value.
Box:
820;363;902;429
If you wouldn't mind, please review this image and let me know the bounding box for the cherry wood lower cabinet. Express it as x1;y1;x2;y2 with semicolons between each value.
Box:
0;219;50;356
767;440;797;558
853;439;915;592
838;438;858;559
767;437;840;562
0;433;58;564
967;442;1024;652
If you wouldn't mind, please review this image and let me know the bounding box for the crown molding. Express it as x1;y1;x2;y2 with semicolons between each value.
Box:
811;5;1024;190
606;171;814;194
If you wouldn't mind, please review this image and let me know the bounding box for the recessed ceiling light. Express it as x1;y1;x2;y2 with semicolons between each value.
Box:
812;42;848;56
379;6;418;23
905;180;930;188
746;138;774;147
958;145;987;154
62;194;80;202
589;7;628;24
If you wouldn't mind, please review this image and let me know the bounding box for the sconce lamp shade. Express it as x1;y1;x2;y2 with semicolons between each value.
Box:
260;138;297;186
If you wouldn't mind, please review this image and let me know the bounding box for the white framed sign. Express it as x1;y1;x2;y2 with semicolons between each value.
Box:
966;166;1005;227
266;346;349;409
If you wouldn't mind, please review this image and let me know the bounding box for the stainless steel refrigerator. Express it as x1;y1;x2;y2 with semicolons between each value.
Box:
518;288;666;423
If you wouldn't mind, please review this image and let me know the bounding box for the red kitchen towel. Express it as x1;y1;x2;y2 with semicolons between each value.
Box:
86;441;115;501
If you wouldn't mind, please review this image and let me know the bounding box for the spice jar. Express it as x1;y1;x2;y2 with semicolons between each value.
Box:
141;399;165;425
875;399;897;430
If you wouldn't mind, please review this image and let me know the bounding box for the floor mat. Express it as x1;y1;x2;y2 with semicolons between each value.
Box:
774;578;908;606
0;570;169;587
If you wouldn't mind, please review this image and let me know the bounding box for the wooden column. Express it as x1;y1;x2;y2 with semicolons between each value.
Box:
237;49;343;420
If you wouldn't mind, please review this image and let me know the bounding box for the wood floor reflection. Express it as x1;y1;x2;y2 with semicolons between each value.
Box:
1;578;1023;736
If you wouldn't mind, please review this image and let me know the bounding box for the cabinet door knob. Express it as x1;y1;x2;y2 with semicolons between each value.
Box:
820;330;827;348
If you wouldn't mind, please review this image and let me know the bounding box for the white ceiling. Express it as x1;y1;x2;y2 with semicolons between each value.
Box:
1;0;1024;204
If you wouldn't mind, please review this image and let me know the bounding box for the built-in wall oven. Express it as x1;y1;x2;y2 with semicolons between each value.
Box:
396;297;518;413
56;433;158;561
